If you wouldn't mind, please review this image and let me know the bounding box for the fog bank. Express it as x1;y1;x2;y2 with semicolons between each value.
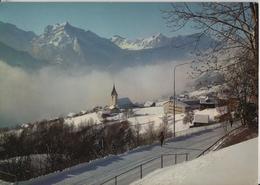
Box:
0;61;192;127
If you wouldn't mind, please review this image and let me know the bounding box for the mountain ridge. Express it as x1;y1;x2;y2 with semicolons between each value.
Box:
0;21;216;70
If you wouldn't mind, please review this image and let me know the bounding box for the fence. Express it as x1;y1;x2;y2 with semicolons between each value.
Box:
100;153;189;185
197;124;244;157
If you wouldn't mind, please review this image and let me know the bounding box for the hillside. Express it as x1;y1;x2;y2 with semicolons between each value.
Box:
131;138;258;185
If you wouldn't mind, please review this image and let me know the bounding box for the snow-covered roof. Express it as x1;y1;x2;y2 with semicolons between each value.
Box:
118;97;134;109
133;107;164;116
67;112;76;118
200;96;216;104
162;100;190;108
182;99;200;106
155;100;168;107
144;101;155;107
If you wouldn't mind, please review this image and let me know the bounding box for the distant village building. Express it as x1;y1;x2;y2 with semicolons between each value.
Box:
182;99;201;110
200;96;216;110
118;97;135;109
109;84;135;110
163;98;190;114
144;101;155;107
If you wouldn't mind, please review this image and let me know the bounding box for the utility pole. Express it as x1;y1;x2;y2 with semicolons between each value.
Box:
173;61;193;137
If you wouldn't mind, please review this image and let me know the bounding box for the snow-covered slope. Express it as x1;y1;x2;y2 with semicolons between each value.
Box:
131;137;258;185
127;107;190;134
111;33;214;51
189;85;223;98
65;112;102;128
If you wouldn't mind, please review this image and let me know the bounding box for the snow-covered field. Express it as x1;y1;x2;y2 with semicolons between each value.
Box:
128;107;190;134
189;85;222;97
63;106;191;134
131;138;258;185
64;112;102;127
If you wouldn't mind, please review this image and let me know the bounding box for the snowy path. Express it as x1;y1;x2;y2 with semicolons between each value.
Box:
131;137;258;185
22;123;239;185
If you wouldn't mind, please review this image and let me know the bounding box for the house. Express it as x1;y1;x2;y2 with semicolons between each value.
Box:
182;99;200;110
144;101;155;107
163;98;190;114
200;96;216;109
118;97;135;109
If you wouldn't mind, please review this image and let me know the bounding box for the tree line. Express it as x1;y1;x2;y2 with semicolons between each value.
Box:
0;118;167;181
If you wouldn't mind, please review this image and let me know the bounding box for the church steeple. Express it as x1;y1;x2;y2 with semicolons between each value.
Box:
110;84;118;109
111;84;118;96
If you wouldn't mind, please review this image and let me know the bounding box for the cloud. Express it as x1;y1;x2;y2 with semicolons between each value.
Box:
0;61;192;127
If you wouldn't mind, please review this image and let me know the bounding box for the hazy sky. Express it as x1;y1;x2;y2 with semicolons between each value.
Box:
0;2;195;39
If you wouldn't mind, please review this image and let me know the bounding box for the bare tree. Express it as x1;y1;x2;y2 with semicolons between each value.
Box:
162;3;258;126
163;3;257;55
183;110;194;125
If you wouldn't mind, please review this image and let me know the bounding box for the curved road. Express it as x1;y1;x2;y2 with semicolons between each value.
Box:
22;123;238;185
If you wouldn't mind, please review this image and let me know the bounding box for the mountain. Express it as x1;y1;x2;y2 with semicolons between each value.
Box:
111;33;214;51
110;33;171;50
193;71;225;90
0;21;36;52
31;22;123;66
0;21;216;70
0;41;45;69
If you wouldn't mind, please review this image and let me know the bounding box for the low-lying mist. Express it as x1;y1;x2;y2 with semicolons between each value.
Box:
0;60;192;128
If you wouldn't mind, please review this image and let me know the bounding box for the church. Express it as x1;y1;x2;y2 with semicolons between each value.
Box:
109;84;135;110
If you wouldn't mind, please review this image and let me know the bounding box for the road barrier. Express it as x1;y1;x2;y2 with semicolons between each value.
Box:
197;124;244;158
100;153;189;185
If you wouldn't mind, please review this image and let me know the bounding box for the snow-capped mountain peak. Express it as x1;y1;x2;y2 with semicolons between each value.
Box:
110;33;171;50
31;22;121;65
39;22;74;47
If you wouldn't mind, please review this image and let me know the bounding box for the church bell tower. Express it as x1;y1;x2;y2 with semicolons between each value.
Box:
111;84;118;108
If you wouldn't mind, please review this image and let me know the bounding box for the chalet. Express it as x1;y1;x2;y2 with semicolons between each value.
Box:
144;101;155;107
200;96;216;110
163;98;190;114
182;99;200;110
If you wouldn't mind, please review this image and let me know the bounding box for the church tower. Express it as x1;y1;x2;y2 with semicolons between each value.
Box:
111;84;118;108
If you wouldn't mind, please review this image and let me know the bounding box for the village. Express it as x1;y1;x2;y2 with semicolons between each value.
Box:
61;83;236;136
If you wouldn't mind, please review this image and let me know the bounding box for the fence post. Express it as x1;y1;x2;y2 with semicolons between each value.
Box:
185;153;188;161
140;164;143;179
161;155;163;168
115;176;117;185
175;154;177;164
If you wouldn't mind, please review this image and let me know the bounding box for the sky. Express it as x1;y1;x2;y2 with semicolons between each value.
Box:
0;2;195;39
